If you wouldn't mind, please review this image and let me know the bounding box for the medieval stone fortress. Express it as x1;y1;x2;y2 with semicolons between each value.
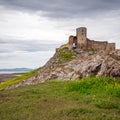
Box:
68;27;115;51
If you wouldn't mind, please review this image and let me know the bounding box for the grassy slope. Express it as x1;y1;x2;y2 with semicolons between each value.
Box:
0;77;120;120
0;69;38;90
0;47;74;90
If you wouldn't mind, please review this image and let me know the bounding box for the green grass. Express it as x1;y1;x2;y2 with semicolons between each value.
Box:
60;51;73;61
57;47;75;62
65;77;120;97
0;77;120;120
0;69;37;90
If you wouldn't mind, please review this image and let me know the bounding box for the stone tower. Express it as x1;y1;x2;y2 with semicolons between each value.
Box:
76;27;87;49
68;27;115;51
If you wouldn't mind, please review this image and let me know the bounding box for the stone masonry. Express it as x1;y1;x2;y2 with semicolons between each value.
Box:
68;27;115;51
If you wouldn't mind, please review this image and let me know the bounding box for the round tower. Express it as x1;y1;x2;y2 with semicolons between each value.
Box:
76;27;87;49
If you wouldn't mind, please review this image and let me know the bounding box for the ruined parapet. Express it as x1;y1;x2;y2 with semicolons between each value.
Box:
92;40;108;50
68;35;77;50
86;39;108;51
87;39;94;49
68;27;116;51
76;27;87;49
106;43;116;52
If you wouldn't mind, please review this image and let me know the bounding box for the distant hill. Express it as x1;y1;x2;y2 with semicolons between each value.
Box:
0;68;33;72
0;68;33;83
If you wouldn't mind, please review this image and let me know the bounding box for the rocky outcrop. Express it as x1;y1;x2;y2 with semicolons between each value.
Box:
14;47;120;87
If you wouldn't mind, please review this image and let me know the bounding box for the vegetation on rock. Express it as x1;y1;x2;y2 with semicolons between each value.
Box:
57;47;75;62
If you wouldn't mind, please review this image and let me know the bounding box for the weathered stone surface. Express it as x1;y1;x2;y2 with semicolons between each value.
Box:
68;27;115;51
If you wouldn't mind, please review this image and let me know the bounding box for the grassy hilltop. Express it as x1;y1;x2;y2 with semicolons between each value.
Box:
0;47;120;119
0;77;120;120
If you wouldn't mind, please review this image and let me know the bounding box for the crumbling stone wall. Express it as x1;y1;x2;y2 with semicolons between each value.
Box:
69;36;77;49
106;43;116;51
86;39;110;50
68;27;116;51
88;40;108;50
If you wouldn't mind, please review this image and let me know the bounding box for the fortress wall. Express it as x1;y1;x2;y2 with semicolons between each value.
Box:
106;43;115;51
87;39;108;50
87;39;93;49
68;36;74;49
68;36;77;49
92;40;108;50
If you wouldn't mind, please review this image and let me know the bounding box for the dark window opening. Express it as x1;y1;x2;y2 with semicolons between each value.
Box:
82;29;84;32
82;33;84;35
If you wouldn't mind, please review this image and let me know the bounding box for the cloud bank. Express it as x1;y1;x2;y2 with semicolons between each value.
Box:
0;0;120;18
0;0;120;68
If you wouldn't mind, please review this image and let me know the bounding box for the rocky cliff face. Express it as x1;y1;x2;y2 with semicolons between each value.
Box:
15;47;120;87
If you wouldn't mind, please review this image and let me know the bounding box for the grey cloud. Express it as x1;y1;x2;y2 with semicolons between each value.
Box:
0;39;60;53
0;0;120;19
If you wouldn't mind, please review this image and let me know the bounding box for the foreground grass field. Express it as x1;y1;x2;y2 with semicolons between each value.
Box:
0;77;120;120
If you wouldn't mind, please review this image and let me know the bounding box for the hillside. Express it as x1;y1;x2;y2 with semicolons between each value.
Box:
0;77;120;120
0;42;120;120
0;46;120;90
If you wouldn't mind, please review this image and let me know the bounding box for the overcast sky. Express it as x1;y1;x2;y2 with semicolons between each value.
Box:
0;0;120;69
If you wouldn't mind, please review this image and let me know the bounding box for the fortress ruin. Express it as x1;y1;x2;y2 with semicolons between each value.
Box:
68;27;115;51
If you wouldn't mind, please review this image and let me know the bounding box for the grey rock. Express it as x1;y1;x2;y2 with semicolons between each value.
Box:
11;48;120;88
